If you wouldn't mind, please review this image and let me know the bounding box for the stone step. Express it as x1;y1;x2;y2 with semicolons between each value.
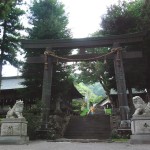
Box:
64;114;111;139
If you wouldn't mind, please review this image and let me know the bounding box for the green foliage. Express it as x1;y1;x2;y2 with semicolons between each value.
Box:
0;0;14;19
77;61;105;84
90;95;103;104
76;56;112;98
72;100;89;116
46;115;67;140
74;30;113;98
46;117;59;140
72;99;84;114
24;113;41;140
75;82;103;105
21;0;72;100
35;114;70;140
88;82;106;96
23;101;43;140
101;1;140;34
101;0;150;33
100;0;150;94
80;107;89;116
28;0;71;39
0;0;25;83
104;108;112;115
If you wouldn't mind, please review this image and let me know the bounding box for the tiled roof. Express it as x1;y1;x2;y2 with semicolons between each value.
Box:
1;76;25;90
110;88;146;95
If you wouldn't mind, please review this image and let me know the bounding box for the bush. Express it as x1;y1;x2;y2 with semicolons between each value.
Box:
23;101;43;140
24;112;41;140
46;115;70;140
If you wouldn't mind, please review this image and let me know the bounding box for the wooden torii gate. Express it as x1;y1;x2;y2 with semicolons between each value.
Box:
21;32;145;129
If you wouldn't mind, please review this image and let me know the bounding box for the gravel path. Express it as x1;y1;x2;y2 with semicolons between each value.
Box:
0;141;150;150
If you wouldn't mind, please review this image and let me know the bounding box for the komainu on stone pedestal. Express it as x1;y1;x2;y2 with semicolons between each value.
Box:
130;96;150;144
0;100;29;144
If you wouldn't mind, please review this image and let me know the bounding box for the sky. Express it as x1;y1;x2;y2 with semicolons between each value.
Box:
3;0;120;76
59;0;119;38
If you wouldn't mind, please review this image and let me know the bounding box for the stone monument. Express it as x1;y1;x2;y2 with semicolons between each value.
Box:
130;96;150;144
0;100;29;144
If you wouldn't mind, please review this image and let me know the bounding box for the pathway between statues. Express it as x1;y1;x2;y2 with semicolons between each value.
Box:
0;141;150;150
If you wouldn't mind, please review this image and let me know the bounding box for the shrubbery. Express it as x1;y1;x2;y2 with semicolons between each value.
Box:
23;101;43;140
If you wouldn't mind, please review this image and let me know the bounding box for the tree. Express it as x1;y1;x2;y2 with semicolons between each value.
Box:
72;82;103;116
88;82;106;96
101;1;142;35
0;0;25;85
0;0;13;19
77;59;114;101
76;0;150;108
101;0;150;103
21;0;72;101
75;32;113;101
75;82;103;104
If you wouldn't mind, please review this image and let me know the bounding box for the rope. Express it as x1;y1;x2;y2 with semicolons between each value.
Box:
44;47;122;62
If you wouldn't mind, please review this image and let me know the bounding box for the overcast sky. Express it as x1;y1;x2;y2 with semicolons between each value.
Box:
59;0;119;38
3;0;126;76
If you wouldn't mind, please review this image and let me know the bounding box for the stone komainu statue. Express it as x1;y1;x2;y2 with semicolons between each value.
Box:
6;100;24;119
132;96;150;116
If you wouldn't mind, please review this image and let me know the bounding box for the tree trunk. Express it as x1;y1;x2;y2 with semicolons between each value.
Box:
99;79;113;107
0;43;3;87
0;20;7;87
55;97;62;114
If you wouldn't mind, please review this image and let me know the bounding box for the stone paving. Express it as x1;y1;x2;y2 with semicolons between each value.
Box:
0;140;150;150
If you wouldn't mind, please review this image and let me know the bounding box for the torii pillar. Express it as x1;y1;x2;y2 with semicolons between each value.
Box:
41;50;53;129
113;43;130;127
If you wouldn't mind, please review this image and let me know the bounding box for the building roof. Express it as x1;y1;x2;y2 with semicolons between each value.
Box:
110;88;146;95
0;77;83;99
1;76;25;90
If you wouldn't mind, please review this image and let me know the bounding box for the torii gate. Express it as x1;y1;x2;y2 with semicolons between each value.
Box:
21;32;145;129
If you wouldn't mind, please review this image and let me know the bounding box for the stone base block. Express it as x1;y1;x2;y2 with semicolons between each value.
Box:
130;135;150;144
1;118;27;136
0;136;29;145
131;116;150;135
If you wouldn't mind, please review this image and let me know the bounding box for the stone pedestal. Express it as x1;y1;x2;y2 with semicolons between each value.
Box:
0;118;29;144
130;116;150;144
